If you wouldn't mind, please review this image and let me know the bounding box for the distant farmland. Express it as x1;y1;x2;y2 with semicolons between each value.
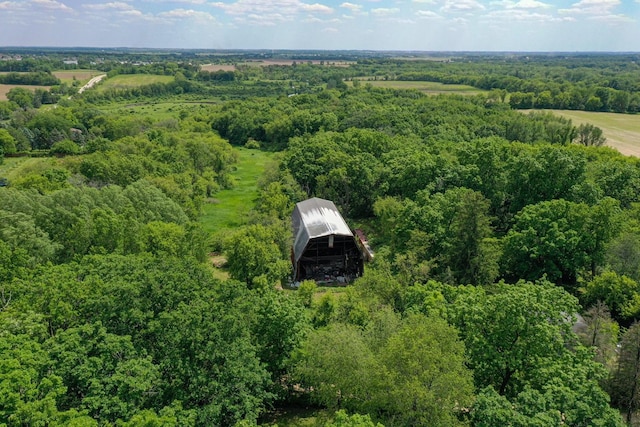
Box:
531;109;640;157
96;74;174;92
53;70;102;83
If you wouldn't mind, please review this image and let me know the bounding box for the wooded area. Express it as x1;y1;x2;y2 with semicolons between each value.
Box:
2;50;640;426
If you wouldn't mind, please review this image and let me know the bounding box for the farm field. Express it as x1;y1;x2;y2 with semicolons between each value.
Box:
200;64;237;72
96;74;174;92
0;84;50;101
200;147;273;234
533;109;640;157
350;79;487;95
52;69;102;83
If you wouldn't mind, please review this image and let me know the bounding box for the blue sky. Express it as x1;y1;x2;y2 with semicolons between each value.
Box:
1;0;639;51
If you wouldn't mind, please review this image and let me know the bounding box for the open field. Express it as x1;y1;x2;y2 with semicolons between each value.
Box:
97;74;174;92
531;109;640;157
52;70;102;83
200;64;237;72
349;80;487;95
200;147;273;233
0;84;51;101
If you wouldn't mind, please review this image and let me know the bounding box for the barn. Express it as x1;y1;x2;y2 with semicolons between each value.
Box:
291;197;364;284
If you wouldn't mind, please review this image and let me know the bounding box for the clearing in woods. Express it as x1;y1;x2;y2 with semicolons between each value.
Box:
537;109;640;157
200;147;273;234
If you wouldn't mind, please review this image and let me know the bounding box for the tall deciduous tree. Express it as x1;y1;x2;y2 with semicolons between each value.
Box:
611;322;640;423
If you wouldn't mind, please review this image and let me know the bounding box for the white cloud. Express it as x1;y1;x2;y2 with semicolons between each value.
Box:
484;9;553;21
440;0;485;13
559;0;620;15
413;0;436;3
340;2;363;13
588;13;634;22
302;3;333;13
415;9;441;18
31;0;72;11
211;0;334;19
158;8;215;20
83;2;135;11
0;1;21;10
509;0;551;8
322;26;339;32
371;7;400;16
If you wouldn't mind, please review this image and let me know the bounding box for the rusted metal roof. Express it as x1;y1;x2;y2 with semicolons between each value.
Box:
292;197;353;263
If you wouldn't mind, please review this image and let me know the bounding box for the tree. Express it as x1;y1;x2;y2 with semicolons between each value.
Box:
379;314;473;427
575;302;619;371
611;322;640;423
575;123;606;147
0;128;17;155
295;314;473;426
581;271;640;324
502;198;619;288
224;224;290;288
452;281;579;396
6;87;34;109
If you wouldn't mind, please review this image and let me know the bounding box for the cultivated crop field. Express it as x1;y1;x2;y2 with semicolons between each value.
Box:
96;74;174;92
543;110;640;157
52;70;102;83
200;64;237;72
350;79;487;95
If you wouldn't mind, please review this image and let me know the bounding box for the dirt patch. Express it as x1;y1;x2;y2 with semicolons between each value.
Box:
209;253;227;268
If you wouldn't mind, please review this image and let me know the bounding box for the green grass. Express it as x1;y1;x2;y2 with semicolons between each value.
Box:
527;109;640;157
97;74;174;92
349;80;486;95
200;147;273;234
0;157;58;180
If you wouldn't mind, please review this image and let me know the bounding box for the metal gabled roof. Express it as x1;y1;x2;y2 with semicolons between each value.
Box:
292;197;353;262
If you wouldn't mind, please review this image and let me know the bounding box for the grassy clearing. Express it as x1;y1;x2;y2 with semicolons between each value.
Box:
0;157;61;180
52;70;102;83
529;109;640;157
200;147;273;234
97;74;174;92
0;84;51;101
349;80;486;95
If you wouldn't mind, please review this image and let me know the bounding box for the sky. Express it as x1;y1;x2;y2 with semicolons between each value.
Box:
1;0;639;51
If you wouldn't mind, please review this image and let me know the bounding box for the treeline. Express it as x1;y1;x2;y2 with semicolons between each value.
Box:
0;71;60;85
81;79;290;103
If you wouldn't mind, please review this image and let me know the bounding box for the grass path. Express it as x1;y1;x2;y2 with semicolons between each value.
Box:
200;147;273;234
0;157;53;180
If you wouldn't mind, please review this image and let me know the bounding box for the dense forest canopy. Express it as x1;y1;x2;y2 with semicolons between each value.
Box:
2;49;640;426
